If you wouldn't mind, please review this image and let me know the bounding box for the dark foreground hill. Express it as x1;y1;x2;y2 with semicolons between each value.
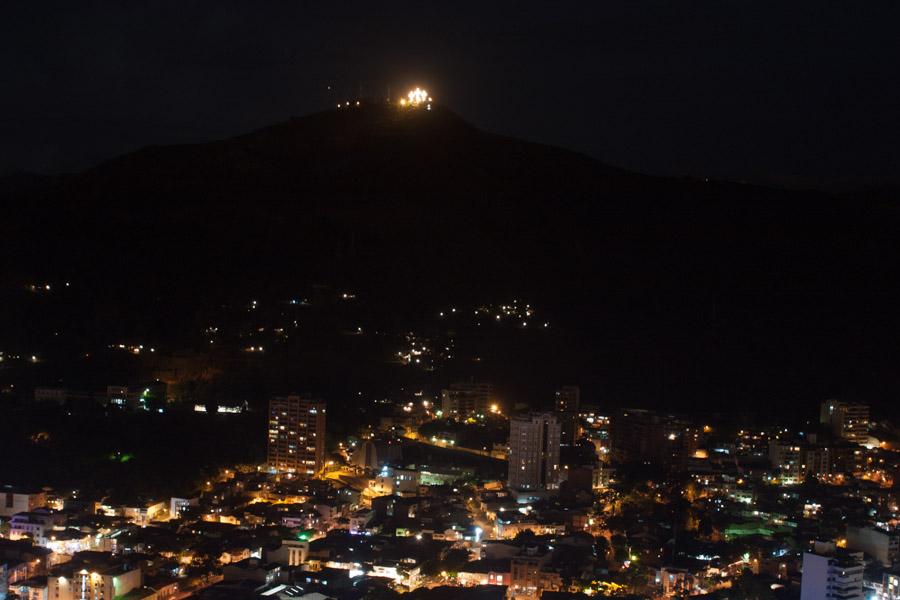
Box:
3;103;900;415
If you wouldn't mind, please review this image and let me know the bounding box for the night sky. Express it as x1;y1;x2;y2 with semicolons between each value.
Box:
3;0;899;190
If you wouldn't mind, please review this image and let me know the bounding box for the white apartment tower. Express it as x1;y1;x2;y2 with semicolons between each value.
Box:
800;551;864;600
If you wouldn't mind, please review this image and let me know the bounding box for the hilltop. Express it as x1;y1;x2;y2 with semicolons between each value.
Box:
3;102;900;413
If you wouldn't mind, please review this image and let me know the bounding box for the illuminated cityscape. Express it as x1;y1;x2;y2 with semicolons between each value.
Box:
3;5;900;600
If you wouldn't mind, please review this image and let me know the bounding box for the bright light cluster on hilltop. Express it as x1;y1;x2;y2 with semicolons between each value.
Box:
399;87;432;110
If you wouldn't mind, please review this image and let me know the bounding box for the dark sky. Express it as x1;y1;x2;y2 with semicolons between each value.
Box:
2;1;899;189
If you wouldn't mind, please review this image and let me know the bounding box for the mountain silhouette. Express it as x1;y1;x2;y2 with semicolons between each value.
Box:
3;102;900;414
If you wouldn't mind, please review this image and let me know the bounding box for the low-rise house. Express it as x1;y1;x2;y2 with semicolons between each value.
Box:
222;558;281;585
508;545;562;600
655;567;700;597
9;511;66;546
266;540;308;567
219;547;252;565
457;559;511;587
347;510;372;534
99;500;166;527
496;517;566;540
44;529;95;559
14;575;48;600
296;567;352;591
145;575;179;600
169;497;199;520
48;553;143;600
0;540;52;578
0;488;47;518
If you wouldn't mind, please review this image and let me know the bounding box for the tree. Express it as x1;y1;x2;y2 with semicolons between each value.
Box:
611;534;630;563
594;535;610;560
440;548;471;575
514;529;537;543
729;571;777;600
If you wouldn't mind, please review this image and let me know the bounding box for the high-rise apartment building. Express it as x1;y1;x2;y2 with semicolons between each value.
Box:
820;400;870;445
846;526;899;568
441;381;497;417
554;385;580;413
800;550;864;600
554;385;581;445
267;394;326;477
768;440;804;485
508;413;561;491
611;409;686;465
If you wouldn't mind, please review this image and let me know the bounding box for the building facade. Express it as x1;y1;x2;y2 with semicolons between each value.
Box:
611;409;690;466
1;489;46;518
846;526;899;568
267;395;327;477
440;382;496;417
800;551;864;600
508;413;561;491
49;562;142;600
820;400;870;445
509;548;562;600
768;440;804;485
9;512;65;546
554;385;580;446
878;571;900;599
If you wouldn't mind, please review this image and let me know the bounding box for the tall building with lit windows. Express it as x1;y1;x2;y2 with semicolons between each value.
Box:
508;413;561;491
441;381;496;417
820;400;869;445
554;385;581;445
267;394;326;476
48;556;143;600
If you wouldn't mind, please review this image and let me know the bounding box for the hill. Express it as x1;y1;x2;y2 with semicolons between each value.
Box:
3;102;900;415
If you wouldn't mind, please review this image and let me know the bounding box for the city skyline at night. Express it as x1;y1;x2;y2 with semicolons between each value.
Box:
3;4;900;600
